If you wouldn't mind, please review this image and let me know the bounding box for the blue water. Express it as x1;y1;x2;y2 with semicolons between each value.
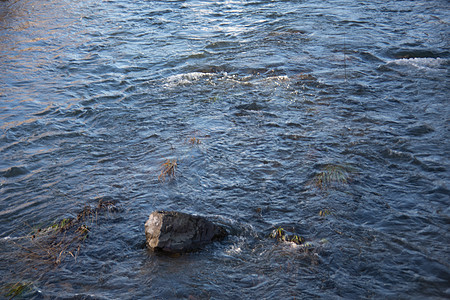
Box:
1;0;449;298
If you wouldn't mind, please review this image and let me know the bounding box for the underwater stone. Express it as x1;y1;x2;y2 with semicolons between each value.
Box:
1;166;29;178
145;211;227;253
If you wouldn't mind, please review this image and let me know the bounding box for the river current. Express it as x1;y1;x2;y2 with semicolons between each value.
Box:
0;0;449;299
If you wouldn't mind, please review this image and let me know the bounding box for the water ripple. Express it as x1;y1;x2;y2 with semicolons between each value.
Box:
0;0;449;298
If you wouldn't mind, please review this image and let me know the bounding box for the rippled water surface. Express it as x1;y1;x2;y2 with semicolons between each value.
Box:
1;0;449;298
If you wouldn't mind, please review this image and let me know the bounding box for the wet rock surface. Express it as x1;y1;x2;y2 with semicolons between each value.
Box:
145;211;227;253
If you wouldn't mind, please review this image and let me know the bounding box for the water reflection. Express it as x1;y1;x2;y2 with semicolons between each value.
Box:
0;0;85;133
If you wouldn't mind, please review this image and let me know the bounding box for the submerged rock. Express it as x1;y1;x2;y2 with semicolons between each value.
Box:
145;211;227;253
235;101;264;111
1;166;29;178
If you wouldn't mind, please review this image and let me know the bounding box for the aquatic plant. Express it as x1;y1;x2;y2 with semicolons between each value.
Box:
319;209;332;217
270;226;286;241
75;204;97;222
270;227;305;245
51;218;73;232
27;220;90;265
75;224;90;241
97;197;120;212
3;281;32;299
11;198;120;266
158;158;177;182
290;234;305;245
312;164;356;190
269;227;324;265
187;136;201;146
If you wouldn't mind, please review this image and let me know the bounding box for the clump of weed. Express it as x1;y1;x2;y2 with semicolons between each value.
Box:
12;197;120;266
2;281;32;299
319;209;333;217
76;205;96;223
270;226;287;241
187;136;201;145
158;159;177;182
269;226;324;265
311;164;356;190
270;227;305;245
32;218;74;237
75;224;90;241
97;197;120;212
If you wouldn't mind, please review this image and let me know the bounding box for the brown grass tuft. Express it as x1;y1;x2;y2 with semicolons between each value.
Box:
10;198;120;266
158;159;177;182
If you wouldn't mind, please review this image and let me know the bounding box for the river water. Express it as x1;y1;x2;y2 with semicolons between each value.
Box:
0;0;449;298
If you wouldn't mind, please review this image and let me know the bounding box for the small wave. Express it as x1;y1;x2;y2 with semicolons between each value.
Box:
264;75;290;82
164;72;215;87
1;236;29;241
388;57;446;70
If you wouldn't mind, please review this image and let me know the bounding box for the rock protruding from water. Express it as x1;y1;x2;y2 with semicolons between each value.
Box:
145;211;227;253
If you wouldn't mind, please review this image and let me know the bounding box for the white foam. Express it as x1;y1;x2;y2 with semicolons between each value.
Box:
389;57;446;69
164;72;215;87
1;236;26;241
225;244;242;255
265;75;290;82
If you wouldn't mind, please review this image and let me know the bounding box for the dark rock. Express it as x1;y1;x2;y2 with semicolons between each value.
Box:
145;211;227;253
406;124;434;136
235;101;264;111
1;166;29;178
